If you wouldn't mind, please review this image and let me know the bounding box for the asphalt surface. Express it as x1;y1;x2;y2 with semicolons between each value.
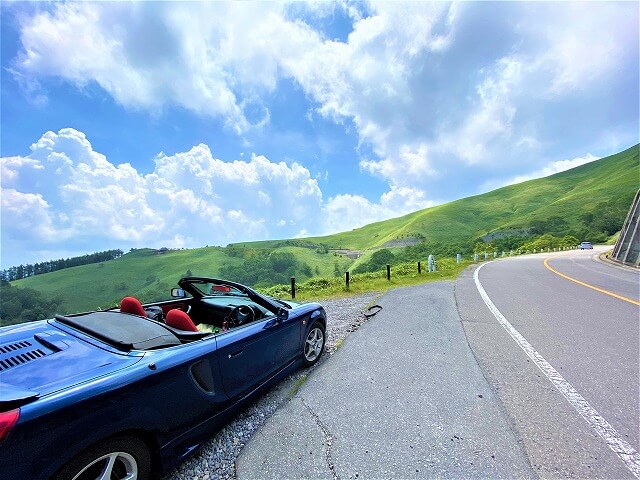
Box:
238;248;639;479
458;247;638;479
237;282;534;479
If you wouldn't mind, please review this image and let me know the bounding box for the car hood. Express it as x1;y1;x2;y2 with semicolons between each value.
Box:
0;320;143;404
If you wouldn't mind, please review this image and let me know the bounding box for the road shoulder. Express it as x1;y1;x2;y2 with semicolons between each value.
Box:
237;280;534;479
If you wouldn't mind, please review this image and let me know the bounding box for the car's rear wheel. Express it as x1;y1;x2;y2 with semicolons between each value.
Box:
303;321;325;366
55;435;151;480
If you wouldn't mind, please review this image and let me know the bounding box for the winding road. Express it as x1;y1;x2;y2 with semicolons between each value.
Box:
239;247;639;479
459;247;639;479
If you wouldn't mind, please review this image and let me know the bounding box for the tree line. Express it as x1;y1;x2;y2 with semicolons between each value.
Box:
1;249;124;282
0;280;62;327
219;250;314;288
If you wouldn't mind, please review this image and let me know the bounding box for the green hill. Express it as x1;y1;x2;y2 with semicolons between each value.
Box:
11;247;240;314
238;143;639;251
10;143;639;317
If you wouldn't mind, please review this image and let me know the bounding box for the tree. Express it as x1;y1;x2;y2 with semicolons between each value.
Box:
333;262;341;277
353;249;395;274
268;252;297;273
0;282;62;327
300;263;313;277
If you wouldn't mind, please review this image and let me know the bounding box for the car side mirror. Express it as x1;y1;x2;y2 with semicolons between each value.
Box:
171;288;186;298
277;307;289;322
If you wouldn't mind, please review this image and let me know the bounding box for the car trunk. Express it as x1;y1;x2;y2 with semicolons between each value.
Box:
0;320;143;408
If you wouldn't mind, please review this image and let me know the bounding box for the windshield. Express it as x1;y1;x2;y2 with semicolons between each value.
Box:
188;281;246;297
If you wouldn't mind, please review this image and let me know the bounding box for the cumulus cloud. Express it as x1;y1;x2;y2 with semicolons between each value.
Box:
0;129;326;264
323;185;436;235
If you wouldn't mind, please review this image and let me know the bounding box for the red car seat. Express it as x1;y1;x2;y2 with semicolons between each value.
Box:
166;309;198;332
120;296;147;317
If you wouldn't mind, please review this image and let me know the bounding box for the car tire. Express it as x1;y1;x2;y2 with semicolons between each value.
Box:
54;435;152;480
302;320;325;367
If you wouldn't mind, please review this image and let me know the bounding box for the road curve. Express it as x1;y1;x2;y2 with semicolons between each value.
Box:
457;247;639;479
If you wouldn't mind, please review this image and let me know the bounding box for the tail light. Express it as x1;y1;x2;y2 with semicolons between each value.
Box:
0;409;19;443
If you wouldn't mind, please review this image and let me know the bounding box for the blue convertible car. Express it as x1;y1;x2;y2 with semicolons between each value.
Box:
0;277;327;480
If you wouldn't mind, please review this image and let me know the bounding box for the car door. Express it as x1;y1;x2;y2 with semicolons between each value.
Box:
146;338;229;430
268;310;303;367
216;313;300;398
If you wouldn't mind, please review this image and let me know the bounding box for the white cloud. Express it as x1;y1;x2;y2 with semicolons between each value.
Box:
479;153;602;192
13;2;636;184
1;129;325;263
0;188;60;239
322;185;436;236
506;154;601;186
519;2;634;95
14;2;290;133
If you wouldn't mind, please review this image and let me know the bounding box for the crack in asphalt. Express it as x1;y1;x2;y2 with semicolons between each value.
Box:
301;397;339;480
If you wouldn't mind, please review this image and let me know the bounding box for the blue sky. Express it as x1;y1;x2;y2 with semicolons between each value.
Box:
1;1;638;268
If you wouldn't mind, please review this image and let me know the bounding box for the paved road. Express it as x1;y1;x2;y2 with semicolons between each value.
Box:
457;247;639;479
238;248;639;479
238;282;534;479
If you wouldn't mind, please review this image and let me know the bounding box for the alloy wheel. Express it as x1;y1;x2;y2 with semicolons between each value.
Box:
71;452;138;480
304;327;324;363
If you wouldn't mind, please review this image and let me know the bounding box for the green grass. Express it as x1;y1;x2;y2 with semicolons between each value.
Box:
606;231;621;245
288;374;308;398
268;246;353;278
260;257;472;302
14;246;241;313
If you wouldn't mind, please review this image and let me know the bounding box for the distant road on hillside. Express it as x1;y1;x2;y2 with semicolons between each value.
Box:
457;247;639;478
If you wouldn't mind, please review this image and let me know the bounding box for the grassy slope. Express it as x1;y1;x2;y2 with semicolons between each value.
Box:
238;144;639;250
15;247;241;313
272;246;353;277
12;144;639;313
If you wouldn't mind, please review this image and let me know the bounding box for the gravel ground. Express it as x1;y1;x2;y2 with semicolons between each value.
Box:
164;291;381;480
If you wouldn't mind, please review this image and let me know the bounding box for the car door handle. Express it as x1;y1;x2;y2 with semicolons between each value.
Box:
228;349;244;359
264;319;280;329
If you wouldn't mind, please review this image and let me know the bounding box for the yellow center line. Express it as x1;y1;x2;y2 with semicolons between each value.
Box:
544;255;640;306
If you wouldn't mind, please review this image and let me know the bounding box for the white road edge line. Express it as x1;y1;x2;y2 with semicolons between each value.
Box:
474;262;640;479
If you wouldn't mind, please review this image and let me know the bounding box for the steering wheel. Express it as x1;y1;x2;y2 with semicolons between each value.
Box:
227;305;255;327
